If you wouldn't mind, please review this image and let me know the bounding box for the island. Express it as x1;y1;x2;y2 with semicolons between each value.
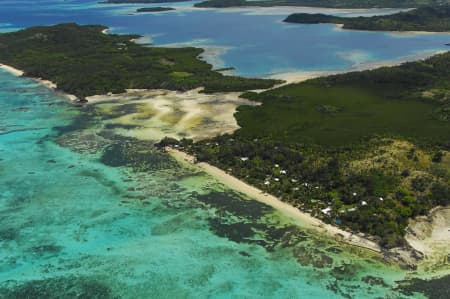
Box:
0;24;280;99
0;22;448;259
136;7;175;12
160;51;450;250
101;0;192;4
195;0;443;9
284;5;450;32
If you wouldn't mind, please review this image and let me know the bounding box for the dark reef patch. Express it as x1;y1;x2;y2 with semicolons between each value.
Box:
103;123;140;130
0;276;115;299
293;246;334;268
195;191;273;220
0;228;18;241
361;275;388;287
397;274;450;299
100;139;178;172
29;244;63;257
207;219;263;245
330;262;362;280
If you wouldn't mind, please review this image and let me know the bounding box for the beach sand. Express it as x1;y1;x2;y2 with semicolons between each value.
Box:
166;147;382;254
0;63;78;101
0;63;24;76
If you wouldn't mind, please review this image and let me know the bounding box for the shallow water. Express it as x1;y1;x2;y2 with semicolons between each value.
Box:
0;0;449;77
0;70;424;298
0;1;447;297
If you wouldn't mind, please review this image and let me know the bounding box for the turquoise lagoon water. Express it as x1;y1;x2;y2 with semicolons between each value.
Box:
0;1;448;297
0;69;422;298
0;0;449;77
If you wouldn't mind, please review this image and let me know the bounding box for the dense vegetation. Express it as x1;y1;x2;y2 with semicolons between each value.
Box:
136;7;175;12
285;5;450;32
0;24;279;98
161;52;450;248
195;0;446;9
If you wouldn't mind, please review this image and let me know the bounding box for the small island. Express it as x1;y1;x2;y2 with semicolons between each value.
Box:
195;0;442;9
101;0;192;4
285;5;450;32
136;7;175;12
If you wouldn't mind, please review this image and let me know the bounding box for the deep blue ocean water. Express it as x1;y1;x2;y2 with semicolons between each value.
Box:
0;1;447;297
0;0;449;77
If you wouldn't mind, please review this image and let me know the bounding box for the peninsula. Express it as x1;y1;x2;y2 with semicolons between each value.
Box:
0;24;279;99
285;5;450;32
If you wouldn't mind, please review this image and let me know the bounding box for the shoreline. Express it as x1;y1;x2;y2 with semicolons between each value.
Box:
332;23;450;35
166;147;383;254
0;63;78;101
268;49;448;85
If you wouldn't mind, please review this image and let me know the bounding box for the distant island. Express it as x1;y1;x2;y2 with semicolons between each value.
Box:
162;51;450;249
136;7;175;12
0;24;279;99
195;0;443;9
101;0;191;4
285;5;450;32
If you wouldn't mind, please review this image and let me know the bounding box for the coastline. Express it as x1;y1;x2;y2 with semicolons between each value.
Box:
166;147;383;254
268;49;448;85
0;63;23;76
199;6;409;17
0;63;78;101
405;206;450;274
332;23;450;35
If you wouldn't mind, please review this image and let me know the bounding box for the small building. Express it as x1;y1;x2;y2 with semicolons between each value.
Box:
321;207;332;215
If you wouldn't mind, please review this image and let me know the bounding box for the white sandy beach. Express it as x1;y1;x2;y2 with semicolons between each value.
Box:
0;63;78;101
166;147;382;254
0;63;24;76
